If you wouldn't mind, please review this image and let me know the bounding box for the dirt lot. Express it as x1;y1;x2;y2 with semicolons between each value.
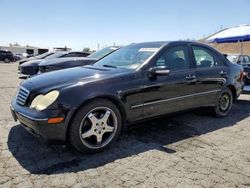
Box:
0;62;250;188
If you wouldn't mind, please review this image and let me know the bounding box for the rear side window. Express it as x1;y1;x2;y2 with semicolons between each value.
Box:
155;45;190;71
192;46;224;68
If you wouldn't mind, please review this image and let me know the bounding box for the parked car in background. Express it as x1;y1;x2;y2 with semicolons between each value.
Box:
19;51;90;76
0;50;15;63
227;54;250;85
13;54;22;61
10;41;244;153
38;46;120;74
18;52;55;65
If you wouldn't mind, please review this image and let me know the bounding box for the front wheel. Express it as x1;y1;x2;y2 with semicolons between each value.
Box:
4;58;10;63
68;99;122;153
213;88;233;117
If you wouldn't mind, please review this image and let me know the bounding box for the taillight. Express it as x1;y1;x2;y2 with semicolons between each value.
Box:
240;70;244;81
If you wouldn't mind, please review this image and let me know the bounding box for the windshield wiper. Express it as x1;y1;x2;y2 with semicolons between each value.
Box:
102;64;117;68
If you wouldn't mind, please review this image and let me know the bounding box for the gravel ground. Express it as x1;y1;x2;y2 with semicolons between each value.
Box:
0;62;250;188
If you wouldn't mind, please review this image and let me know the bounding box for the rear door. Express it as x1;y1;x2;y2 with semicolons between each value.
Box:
190;44;229;106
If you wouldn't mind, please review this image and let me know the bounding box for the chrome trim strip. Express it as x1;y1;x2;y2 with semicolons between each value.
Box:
19;86;29;94
18;112;48;121
131;89;221;109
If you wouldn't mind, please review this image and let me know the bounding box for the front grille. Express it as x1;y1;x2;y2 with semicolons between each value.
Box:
16;87;30;106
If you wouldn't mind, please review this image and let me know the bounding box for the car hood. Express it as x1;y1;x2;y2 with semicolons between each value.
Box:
18;57;38;64
38;57;98;66
21;65;131;92
20;59;44;67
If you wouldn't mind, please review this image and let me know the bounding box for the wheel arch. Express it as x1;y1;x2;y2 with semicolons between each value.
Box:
65;95;127;142
226;84;237;102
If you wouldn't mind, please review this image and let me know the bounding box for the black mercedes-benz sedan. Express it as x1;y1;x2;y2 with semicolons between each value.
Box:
38;46;120;74
10;41;244;153
19;51;90;76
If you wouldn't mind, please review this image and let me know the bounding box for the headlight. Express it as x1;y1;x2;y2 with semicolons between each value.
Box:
30;90;59;111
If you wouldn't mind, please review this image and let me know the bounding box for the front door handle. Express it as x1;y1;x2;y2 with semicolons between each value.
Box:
186;75;196;81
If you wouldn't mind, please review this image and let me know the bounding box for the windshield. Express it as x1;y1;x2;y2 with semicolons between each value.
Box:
45;52;67;59
35;52;54;59
94;44;160;69
88;47;118;60
227;55;238;63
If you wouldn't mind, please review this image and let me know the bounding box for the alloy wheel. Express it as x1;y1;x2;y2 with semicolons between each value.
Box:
79;107;118;149
219;93;230;112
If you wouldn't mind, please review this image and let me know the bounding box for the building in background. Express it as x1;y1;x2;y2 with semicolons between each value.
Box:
0;43;48;56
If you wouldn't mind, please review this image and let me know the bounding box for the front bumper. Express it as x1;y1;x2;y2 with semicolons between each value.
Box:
10;100;71;144
19;65;38;76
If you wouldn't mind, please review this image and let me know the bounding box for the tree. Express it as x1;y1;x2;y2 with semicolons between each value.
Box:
83;47;90;52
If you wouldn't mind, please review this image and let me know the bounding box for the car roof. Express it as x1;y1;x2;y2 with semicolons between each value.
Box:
130;41;202;48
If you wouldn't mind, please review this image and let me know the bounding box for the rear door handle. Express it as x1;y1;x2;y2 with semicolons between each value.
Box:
186;75;196;81
220;70;227;77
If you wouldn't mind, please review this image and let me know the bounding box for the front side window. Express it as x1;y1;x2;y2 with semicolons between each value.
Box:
155;45;189;71
94;44;161;69
192;46;224;68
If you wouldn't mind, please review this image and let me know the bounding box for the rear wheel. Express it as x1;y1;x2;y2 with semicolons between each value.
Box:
68;99;122;153
213;88;233;117
4;58;10;63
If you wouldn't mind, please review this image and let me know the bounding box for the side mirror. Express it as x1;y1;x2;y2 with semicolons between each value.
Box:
148;66;170;78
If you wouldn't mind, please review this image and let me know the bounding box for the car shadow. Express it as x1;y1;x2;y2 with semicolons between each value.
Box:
7;98;250;175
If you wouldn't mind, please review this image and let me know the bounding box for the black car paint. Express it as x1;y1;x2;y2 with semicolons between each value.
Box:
38;57;98;73
18;52;54;65
31;47;120;74
0;50;15;62
11;41;244;144
19;51;90;76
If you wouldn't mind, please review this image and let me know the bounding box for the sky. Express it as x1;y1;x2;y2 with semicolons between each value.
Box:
0;0;250;50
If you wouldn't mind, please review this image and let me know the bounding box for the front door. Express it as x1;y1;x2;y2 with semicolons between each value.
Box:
141;44;196;118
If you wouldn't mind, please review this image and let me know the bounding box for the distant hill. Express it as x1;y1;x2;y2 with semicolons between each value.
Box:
199;33;250;55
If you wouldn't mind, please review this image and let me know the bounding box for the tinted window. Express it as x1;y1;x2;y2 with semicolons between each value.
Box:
45;52;67;59
63;52;89;57
63;53;79;57
192;46;224;68
155;45;189;71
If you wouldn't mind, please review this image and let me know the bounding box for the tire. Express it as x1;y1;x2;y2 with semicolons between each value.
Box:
213;88;233;117
68;99;122;153
4;58;10;63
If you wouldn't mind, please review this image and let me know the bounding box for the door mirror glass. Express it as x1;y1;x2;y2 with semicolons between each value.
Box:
148;66;170;77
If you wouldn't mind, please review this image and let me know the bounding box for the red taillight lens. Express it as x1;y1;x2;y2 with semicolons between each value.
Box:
240;70;244;81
